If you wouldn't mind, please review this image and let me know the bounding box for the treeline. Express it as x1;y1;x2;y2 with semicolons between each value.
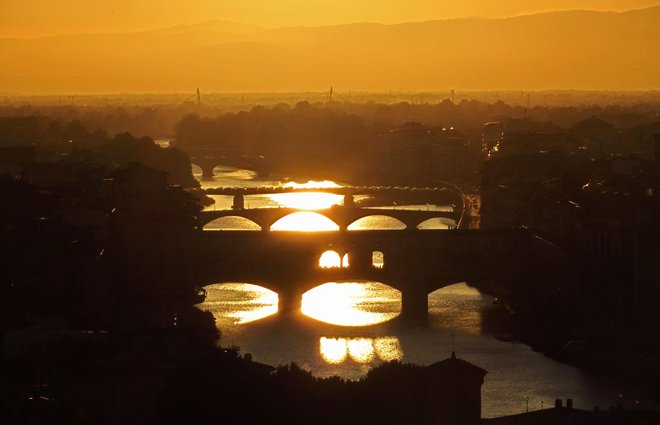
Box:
0;116;197;187
172;100;660;182
173;103;370;180
3;99;659;183
0;103;199;139
3;98;659;140
160;353;433;425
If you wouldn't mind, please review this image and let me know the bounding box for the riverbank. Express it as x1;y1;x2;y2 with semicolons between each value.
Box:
494;299;660;394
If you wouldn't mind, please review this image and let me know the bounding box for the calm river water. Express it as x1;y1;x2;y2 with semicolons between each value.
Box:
192;165;657;418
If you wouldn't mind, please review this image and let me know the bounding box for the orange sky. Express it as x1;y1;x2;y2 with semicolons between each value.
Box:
2;0;659;37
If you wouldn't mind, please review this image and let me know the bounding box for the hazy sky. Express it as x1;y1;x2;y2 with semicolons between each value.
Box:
2;0;659;37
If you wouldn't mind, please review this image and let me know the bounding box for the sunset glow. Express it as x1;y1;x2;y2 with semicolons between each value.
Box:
1;2;657;92
4;0;659;419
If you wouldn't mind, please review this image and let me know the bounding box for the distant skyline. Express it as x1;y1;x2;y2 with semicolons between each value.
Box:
2;0;660;37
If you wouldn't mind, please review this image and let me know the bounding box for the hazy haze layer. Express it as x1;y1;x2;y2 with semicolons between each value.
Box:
1;6;658;93
2;0;659;36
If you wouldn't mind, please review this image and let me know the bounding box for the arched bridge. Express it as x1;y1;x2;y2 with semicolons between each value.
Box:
198;205;459;231
199;186;466;230
182;146;267;178
193;228;569;325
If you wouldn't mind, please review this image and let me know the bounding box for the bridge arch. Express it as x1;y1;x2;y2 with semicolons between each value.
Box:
270;212;340;231
416;217;456;230
346;215;407;231
190;163;203;177
372;251;385;268
198;282;279;324
318;249;351;268
203;216;261;231
190;162;219;180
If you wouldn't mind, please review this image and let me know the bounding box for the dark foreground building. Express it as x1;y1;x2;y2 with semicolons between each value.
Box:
426;352;488;425
484;399;660;425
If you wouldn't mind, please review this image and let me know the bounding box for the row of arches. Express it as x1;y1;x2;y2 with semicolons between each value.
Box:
319;250;384;269
198;281;483;329
203;212;456;231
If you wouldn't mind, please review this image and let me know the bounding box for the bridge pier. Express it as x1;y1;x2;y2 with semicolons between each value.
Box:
343;193;355;207
232;194;245;210
401;288;429;327
278;288;302;315
201;164;216;179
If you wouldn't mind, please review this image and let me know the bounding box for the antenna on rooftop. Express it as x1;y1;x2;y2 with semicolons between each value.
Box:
451;89;455;103
197;87;201;107
328;86;333;102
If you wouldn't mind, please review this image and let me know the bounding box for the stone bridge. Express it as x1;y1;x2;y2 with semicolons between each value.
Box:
199;186;466;230
193;228;567;325
182;146;266;178
198;205;459;231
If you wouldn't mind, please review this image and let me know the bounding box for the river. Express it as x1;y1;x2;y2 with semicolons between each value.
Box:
192;164;657;418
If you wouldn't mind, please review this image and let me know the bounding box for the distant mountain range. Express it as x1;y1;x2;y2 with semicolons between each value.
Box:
1;6;658;93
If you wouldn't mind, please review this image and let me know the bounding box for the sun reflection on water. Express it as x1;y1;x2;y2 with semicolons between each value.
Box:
347;338;376;363
198;283;279;325
282;180;342;189
268;192;343;210
302;281;401;326
267;180;344;211
319;336;403;365
319;337;348;364
373;337;403;361
270;211;340;231
319;251;342;268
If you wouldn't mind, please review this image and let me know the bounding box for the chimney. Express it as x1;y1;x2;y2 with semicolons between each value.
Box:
567;399;573;409
555;399;563;409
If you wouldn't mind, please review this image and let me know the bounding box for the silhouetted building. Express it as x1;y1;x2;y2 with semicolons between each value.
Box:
112;162;169;210
571;116;620;155
482;122;504;158
425;352;487;425
374;122;470;183
483;398;660;425
108;163;199;328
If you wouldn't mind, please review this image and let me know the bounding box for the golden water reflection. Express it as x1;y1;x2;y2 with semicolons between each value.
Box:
347;215;407;231
199;281;401;328
319;251;350;268
428;283;486;334
203;216;261;231
270;212;340;231
320;336;403;364
199;283;279;325
268;180;344;210
320;251;340;268
302;281;401;326
268;192;343;210
283;180;342;189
